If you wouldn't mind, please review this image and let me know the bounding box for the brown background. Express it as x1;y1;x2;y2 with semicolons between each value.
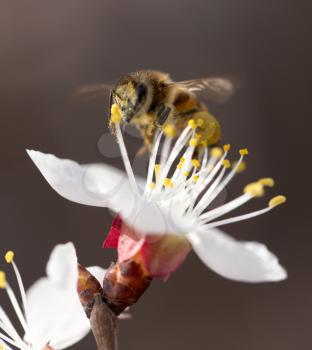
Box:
0;0;311;349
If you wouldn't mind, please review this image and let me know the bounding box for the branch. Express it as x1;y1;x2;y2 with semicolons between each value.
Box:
90;294;118;350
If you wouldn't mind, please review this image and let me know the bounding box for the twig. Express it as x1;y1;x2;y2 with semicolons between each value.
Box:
90;294;118;350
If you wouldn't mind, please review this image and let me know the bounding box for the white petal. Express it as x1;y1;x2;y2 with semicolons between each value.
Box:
46;242;78;288
25;243;89;349
187;228;287;283
27;150;189;234
86;266;106;285
27;150;135;212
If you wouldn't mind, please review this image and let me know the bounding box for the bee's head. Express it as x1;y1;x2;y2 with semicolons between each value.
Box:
111;81;148;123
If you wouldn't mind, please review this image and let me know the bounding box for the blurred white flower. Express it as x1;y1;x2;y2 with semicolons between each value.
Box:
0;243;105;350
27;114;287;283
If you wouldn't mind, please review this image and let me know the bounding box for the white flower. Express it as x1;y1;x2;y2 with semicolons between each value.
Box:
0;243;106;350
27;116;287;283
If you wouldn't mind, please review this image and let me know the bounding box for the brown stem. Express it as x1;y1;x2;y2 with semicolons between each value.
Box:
90;294;118;350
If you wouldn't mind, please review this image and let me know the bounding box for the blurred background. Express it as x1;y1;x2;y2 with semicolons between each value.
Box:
0;0;311;349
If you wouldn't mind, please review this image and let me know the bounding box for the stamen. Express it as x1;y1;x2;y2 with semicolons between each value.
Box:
259;178;275;187
269;195;286;208
188;119;197;129
154;164;161;183
115;123;139;194
4;252;14;264
211;147;223;159
189;138;199;147
5;252;29;326
164;178;174;188
5;283;28;333
110;104;122;123
0;272;6;289
244;182;265;197
222;159;231;169
163;124;176;138
232;160;246;173
223;144;231;152
192;159;200;169
239;148;249;156
204;206;272;229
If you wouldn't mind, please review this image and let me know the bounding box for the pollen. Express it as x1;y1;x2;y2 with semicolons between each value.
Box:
192;159;200;169
211;147;223;159
201;140;208;147
269;195;287;208
258;178;275;187
233;160;246;173
222;159;231;169
164;178;174;188
197;118;205;127
0;271;7;289
189;138;199;147
244;182;264;197
163;124;176;138
223;144;231;152
149;182;156;189
188;119;197;129
193;175;199;182
184;171;190;177
5;251;14;264
239;148;249;156
110;104;122;124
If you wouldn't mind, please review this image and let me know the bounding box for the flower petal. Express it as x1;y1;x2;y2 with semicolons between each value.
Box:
27;150;135;213
25;243;90;349
86;266;106;286
187;228;287;283
46;242;78;288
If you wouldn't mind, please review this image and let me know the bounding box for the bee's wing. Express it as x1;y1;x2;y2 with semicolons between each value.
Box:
177;77;238;103
73;83;114;100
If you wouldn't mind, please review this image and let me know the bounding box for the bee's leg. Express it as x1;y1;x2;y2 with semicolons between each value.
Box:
155;103;172;126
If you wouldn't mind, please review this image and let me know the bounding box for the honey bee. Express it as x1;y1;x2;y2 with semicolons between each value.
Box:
76;70;235;152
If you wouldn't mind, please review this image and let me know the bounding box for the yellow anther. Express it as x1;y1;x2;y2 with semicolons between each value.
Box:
5;251;14;264
164;178;174;188
163;124;176;138
223;144;231;152
269;195;287;208
189;138;199;147
0;271;7;289
232;160;246;173
193;175;199;182
110;104;122;124
244;182;264;197
184;171;190;177
149;182;156;189
196;118;204;127
192;159;200;169
154;164;161;176
177;157;185;169
258;178;275;187
222;159;231;169
211;147;223;159
188;119;197;129
239;148;249;156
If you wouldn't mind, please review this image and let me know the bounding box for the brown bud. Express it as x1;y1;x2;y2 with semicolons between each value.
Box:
77;264;103;318
102;257;152;315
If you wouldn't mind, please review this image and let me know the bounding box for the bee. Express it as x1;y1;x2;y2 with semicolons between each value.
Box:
76;70;236;152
